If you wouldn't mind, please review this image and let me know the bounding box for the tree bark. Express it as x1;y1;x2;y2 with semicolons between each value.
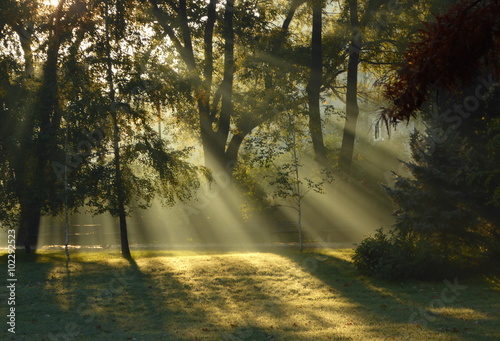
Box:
306;0;328;168
216;0;235;170
13;24;34;78
113;113;131;259
225;131;249;174
339;0;361;177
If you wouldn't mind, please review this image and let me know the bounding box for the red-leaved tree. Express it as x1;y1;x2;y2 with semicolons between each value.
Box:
380;0;500;124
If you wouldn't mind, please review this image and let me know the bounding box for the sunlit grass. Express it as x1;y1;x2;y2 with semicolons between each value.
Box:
0;249;499;340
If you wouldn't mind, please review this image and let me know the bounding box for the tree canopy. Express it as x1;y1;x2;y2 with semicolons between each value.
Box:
381;0;500;124
1;0;498;264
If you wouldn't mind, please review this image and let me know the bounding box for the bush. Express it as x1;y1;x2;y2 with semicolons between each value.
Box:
353;229;409;280
353;229;462;280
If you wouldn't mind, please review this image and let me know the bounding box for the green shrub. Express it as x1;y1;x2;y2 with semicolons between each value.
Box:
352;229;411;280
353;229;462;280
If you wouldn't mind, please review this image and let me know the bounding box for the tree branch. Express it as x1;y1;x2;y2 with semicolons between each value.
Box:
148;0;197;72
203;0;217;91
359;59;397;65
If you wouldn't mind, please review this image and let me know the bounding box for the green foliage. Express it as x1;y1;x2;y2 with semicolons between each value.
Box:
352;228;395;277
353;228;460;280
246;113;330;202
386;129;479;248
355;85;500;279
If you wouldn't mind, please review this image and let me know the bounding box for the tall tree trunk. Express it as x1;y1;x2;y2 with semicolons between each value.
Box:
13;23;36;252
16;0;67;253
199;0;219;169
339;0;360;177
105;1;131;259
197;0;234;173
307;0;328;168
216;0;235;171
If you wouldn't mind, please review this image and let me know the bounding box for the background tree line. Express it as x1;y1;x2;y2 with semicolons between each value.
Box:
2;0;497;271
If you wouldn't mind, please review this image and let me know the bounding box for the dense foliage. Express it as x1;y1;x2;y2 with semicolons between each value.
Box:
380;0;500;124
1;0;498;268
354;0;500;279
354;109;500;279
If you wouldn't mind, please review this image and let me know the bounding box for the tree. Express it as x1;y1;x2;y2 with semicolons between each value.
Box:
380;0;500;124
0;0;88;252
335;0;428;176
68;0;203;258
146;0;307;175
246;112;330;251
0;0;204;256
103;0;133;258
356;0;500;278
338;0;360;176
379;0;500;233
386;122;483;257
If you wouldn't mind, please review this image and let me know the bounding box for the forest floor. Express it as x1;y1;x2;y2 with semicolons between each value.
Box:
0;248;499;341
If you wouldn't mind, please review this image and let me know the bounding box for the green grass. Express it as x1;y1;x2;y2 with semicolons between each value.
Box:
0;248;499;340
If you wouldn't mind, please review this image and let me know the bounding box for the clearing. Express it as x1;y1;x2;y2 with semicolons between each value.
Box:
1;248;499;340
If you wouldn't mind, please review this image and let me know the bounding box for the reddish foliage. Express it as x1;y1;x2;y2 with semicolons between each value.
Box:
380;0;500;125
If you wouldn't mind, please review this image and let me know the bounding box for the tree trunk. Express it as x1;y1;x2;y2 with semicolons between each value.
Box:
225;132;249;174
307;0;328;168
199;0;218;169
16;1;66;253
217;0;235;170
113;111;131;259
339;0;361;177
105;1;131;259
14;25;35;78
291;115;304;252
17;200;41;253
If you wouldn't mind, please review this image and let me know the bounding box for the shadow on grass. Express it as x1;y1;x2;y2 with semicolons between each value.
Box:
0;250;290;340
1;249;499;340
1;252;191;340
278;248;500;341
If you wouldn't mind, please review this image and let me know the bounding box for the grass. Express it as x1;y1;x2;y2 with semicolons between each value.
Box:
0;248;499;340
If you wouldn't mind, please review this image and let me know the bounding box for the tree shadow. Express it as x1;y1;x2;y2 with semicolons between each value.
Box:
2;250;290;340
278;249;500;340
0;251;184;340
2;248;498;340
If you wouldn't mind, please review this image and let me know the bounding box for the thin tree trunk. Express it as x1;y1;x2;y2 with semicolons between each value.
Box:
307;0;328;168
339;0;392;175
291;115;304;252
105;1;131;259
114;115;131;259
339;0;361;177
